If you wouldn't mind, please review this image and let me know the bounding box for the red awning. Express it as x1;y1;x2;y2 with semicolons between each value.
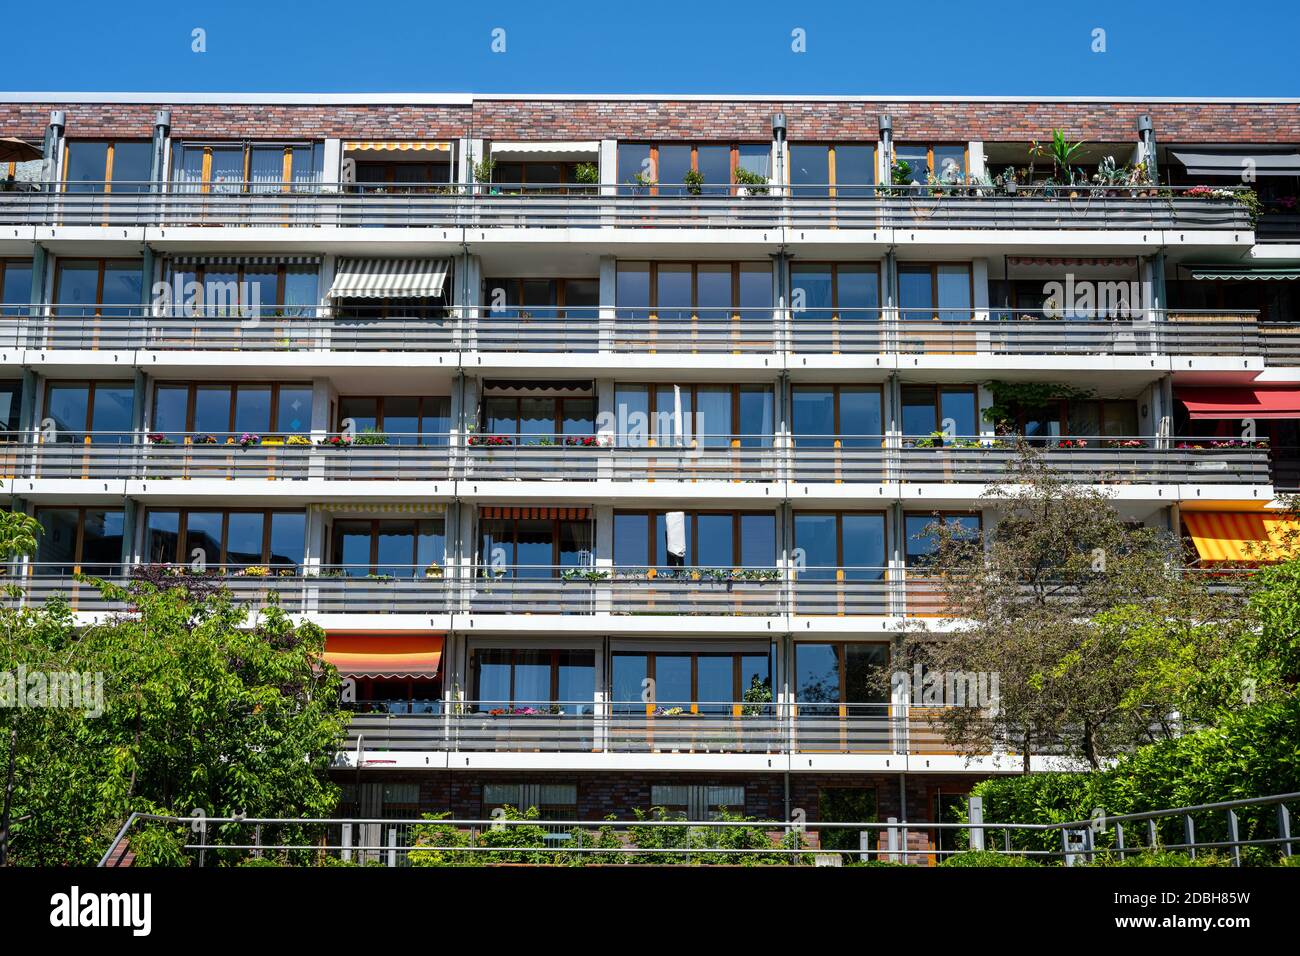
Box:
1177;387;1300;420
323;634;443;678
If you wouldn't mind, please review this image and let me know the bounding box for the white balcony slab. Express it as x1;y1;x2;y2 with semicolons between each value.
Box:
120;478;454;503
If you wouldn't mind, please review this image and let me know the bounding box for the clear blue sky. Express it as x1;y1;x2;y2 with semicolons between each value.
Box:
8;0;1298;97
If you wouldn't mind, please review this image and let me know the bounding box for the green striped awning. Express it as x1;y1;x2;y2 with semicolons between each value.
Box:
1189;266;1300;281
327;258;450;299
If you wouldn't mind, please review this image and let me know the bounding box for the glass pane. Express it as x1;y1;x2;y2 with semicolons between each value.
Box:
45;385;90;439
845;644;889;705
737;144;771;180
276;387;312;434
655;512;692;570
512;650;551;705
54;262;101;316
375;521;415;576
794;514;838;576
90;385;134;441
617;144;652;194
840;387;883;448
894;146;929;185
696;514;733;567
656;263;691;319
384;395;420;444
737;386;773;446
558;520;592;568
654;385;693;445
899;265;934;321
282;266;318;315
557;650;595;715
153;385;188;435
613;513;649;567
268;513;304;567
695;387;731;447
657;145;691;196
842;514;887;578
695;145;730;195
1068;402;1102;437
697;656;733;711
1103;401;1138;438
561;398;595;436
35;509;79;572
654;655;691;708
612;653;648;710
901;386;938;438
936;264;972;319
837;265;879;318
616;263;650;317
209;147;245;192
145;510;180;564
415;519;445;572
100;265;141;317
193;385;233;435
790;145;830;197
739;514;776;568
339;396;378;434
233;386;272;434
1;261;33;317
513;519;553;574
420;397;451;444
483;396;517;436
108;142;152;193
225;512;265;567
933;146;965;183
332;520;373;574
835;145;876;194
475;649;512;710
518;397;556;442
696;263;731;323
796;644;841;704
939;389;978;438
79;510;124;573
614;386;649;447
64;142;108;191
793;386;835;446
790;264;833;323
249;147;284;192
185;512;223;566
738;263;772;314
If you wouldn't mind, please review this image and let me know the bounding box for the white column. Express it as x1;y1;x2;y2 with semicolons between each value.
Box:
599;254;616;353
968;141;986;180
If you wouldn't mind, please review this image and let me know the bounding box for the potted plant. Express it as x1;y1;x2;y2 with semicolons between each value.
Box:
424;563;444;579
733;166;770;196
354;428;388;446
683;168;704;196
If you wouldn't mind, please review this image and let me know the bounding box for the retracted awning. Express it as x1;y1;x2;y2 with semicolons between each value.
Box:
169;254;321;266
343;141;452;153
1177;387;1300;420
1188;266;1300;281
324;634;443;678
309;502;446;515
327;258;450;299
1183;512;1300;562
479;506;590;520
1170;146;1300;178
490;140;600;160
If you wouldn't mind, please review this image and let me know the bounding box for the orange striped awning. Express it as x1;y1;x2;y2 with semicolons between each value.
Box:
324;634;443;678
1183;512;1300;562
479;507;590;520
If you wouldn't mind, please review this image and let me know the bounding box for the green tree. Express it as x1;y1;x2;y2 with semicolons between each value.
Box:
0;510;41;562
896;446;1255;771
0;576;348;865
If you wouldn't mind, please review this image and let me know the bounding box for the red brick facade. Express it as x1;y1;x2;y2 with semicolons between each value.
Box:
2;97;1299;144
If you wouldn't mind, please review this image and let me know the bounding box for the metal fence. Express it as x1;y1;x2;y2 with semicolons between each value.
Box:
96;790;1300;867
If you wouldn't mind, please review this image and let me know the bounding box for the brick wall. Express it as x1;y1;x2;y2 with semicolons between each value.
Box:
3;98;1299;143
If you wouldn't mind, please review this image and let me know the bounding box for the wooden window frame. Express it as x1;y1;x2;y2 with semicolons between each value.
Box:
151;381;312;436
790;383;885;440
786;143;879;194
789;262;882;321
52;257;143;316
891;143;970;181
792;510;889;570
613;509;776;568
478;393;595;439
476;514;590;569
335;394;450;442
903;510;983;566
147;507;306;566
42;380;134;437
793;640;892;709
172;141;318;193
621;143;767;196
61;140;151;193
34;506;126;572
897;262;975;322
470;648;596;706
612;649;771;713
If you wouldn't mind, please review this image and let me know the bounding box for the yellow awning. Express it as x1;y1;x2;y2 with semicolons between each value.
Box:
1183;512;1300;562
343;141;451;153
310;502;446;515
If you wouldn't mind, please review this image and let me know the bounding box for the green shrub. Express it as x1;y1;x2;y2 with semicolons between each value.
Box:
129;824;188;867
409;812;472;867
558;819;625;865
940;850;1040;867
237;856;284;867
473;806;554;865
1087;850;1232;867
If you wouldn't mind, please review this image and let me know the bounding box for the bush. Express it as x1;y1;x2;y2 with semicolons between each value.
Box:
409;812;472;867
558;820;626;866
940;850;1040;867
128;824;188;867
1087;850;1232;867
472;806;553;865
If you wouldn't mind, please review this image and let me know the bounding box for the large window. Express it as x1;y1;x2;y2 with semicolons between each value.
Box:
64;140;151;193
613;383;773;448
898;263;974;322
147;509;306;569
167;262;318;317
480;391;595;443
900;385;979;443
789;144;876;196
330;518;444;577
893;144;967;186
171;141;323;192
44;381;134;443
478;511;592;577
0;381;21;437
337;395;450;445
613;511;776;569
791;385;883;447
0;259;33;318
649;785;746;820
904;513;982;567
53;259;142;320
794;642;891;710
612;648;771;714
793;513;887;578
152;382;313;439
616;261;773;324
617;143;771;195
34;508;125;574
484;277;599;320
471;648;596;714
482;783;578;821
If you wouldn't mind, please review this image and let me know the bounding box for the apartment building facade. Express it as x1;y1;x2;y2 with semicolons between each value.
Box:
2;91;1298;849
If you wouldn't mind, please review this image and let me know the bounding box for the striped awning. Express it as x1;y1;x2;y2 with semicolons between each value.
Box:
343;141;452;153
490;140;599;160
324;634;443;678
480;506;590;520
1183;512;1300;562
169;254;321;266
327;258;450;299
310;502;446;515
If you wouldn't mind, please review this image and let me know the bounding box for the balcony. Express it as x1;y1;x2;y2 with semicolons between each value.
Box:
0;182;1254;232
1;305;1281;365
11;433;1273;489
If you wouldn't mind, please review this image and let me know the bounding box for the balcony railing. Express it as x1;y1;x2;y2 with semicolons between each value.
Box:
345;700;926;755
0;182;1254;231
1;305;1280;360
10;433;1273;486
6;564;1251;619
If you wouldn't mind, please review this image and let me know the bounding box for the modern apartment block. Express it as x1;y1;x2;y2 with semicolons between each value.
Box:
2;92;1298;851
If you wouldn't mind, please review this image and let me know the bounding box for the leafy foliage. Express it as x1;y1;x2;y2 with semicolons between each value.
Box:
0;509;41;562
